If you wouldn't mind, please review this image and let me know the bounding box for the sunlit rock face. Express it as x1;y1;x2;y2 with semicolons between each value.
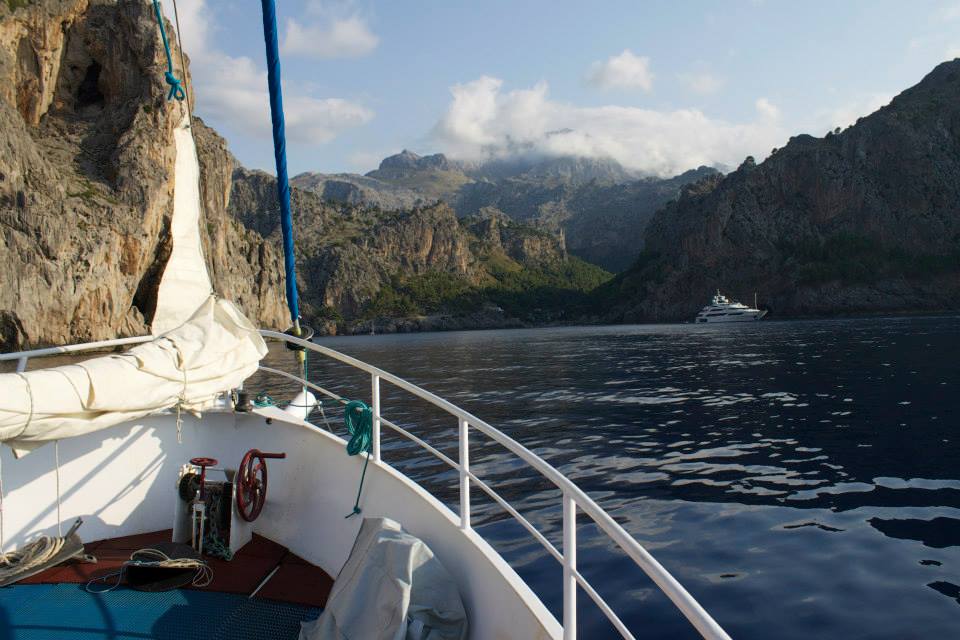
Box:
0;0;286;350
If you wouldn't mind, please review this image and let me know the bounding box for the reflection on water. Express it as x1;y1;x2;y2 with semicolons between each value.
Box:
246;315;960;640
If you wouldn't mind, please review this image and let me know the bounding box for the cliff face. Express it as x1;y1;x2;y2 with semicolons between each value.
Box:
233;167;468;318
228;170;586;327
293;150;715;272
606;60;960;321
457;166;717;271
0;0;285;350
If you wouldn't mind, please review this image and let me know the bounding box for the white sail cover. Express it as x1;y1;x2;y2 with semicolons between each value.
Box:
151;113;214;335
0;297;267;456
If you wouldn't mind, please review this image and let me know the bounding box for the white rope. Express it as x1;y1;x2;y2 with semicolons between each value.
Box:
176;366;187;444
0;535;67;580
85;547;212;593
54;440;62;537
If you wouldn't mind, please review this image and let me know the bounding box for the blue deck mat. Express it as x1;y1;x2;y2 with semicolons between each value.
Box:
0;584;320;639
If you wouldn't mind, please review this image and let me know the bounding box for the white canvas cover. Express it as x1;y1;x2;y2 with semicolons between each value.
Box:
151;113;214;335
300;517;468;640
0;296;267;456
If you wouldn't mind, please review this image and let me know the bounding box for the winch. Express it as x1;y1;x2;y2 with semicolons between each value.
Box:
173;449;286;559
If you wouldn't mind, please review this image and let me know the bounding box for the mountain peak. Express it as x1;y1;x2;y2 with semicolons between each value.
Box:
375;150;453;174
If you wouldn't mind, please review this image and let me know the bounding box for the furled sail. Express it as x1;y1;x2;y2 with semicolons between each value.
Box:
151;113;214;335
0;297;267;456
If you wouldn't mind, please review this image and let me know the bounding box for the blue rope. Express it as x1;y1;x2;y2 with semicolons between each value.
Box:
343;400;373;518
151;0;185;101
260;0;300;324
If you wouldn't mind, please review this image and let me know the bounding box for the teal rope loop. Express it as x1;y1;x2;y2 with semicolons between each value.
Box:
151;0;185;101
344;400;373;518
344;400;373;455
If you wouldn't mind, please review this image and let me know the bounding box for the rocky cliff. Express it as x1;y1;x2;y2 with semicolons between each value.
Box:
0;0;286;350
603;61;960;321
456;166;718;271
293;150;715;272
228;169;591;331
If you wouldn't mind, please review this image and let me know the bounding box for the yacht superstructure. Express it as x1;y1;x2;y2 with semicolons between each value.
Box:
695;291;767;323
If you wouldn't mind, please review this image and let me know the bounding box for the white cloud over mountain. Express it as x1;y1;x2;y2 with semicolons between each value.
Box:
432;76;788;177
160;0;373;145
282;15;379;58
586;50;654;91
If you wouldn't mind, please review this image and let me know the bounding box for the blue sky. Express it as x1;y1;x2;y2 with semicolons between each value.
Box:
163;0;960;177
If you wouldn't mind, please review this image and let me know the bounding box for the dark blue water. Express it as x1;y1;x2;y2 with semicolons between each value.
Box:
250;316;960;639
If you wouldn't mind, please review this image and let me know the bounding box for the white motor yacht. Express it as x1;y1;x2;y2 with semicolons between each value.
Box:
695;291;767;323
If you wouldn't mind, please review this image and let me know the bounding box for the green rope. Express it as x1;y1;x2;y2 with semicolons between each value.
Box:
151;0;185;101
344;400;373;518
204;535;233;561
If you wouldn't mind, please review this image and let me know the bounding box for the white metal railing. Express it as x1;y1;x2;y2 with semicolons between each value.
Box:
0;335;154;372
1;332;732;640
257;330;731;640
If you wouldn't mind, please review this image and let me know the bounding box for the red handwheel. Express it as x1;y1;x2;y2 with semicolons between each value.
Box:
235;449;286;522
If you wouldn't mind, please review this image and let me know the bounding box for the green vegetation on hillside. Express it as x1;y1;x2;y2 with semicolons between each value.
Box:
363;255;612;321
792;233;960;284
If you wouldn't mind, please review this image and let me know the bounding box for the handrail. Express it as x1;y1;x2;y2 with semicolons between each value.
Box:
258;330;731;640
0;335;154;363
1;330;731;639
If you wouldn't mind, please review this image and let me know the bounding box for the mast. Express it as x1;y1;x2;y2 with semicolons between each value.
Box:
260;0;300;333
260;0;307;386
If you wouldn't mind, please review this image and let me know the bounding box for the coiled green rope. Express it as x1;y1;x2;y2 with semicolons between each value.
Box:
344;400;373;518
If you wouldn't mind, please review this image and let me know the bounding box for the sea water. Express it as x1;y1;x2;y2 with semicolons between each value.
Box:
252;315;960;639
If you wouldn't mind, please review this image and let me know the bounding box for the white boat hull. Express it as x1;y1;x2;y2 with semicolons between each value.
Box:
0;410;559;639
696;309;767;323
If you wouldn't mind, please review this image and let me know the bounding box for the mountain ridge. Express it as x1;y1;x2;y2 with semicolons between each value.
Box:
600;59;960;321
292;150;718;271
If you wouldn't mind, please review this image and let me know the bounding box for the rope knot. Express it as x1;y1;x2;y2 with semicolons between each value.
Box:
165;71;185;101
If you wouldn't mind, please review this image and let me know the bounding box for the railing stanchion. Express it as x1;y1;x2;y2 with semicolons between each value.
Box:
563;492;577;640
371;373;381;462
16;357;27;373
459;418;470;530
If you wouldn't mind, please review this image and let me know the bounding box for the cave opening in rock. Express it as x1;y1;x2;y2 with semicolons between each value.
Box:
76;61;105;108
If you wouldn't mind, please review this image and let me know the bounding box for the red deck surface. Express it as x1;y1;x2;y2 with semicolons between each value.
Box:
20;530;333;609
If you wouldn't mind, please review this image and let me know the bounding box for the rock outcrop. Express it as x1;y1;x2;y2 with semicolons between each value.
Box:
229;169;596;330
293;151;716;272
603;60;960;321
0;0;285;350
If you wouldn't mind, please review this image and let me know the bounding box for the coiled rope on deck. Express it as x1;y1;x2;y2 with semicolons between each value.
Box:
344;400;373;518
151;0;185;101
86;548;212;593
0;535;67;580
0;519;88;586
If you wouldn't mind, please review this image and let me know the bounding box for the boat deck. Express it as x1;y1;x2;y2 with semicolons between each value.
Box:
0;530;334;639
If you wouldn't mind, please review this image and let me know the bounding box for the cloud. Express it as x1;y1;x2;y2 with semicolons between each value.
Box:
947;44;960;59
282;15;379;58
679;72;725;95
586;50;653;91
939;2;960;20
159;0;372;147
431;76;788;177
754;97;780;120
